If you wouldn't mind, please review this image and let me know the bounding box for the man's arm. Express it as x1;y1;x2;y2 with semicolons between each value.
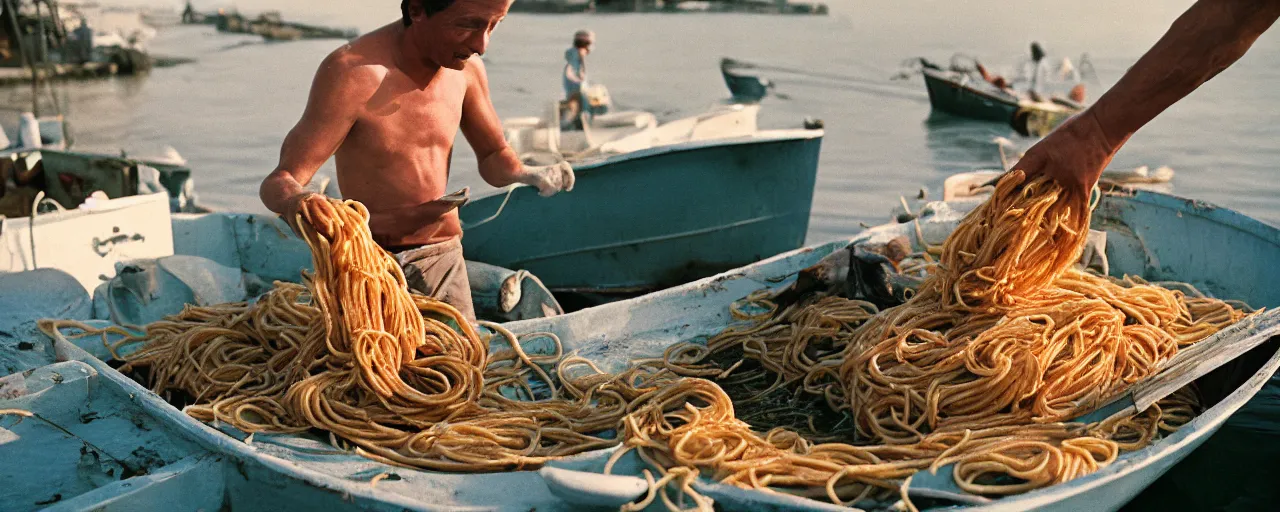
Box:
564;49;586;84
1094;0;1280;148
259;49;374;221
459;57;525;188
1015;0;1280;197
460;57;574;196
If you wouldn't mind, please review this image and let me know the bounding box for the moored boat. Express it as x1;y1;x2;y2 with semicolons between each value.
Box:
484;73;819;302
920;67;1081;136
0;191;563;326
502;83;764;161
720;57;773;104
460;127;824;297
3;189;1280;511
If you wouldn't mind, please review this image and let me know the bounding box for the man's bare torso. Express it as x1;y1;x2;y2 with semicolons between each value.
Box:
333;24;468;247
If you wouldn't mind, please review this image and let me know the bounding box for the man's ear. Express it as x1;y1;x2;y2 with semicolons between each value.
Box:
405;1;425;22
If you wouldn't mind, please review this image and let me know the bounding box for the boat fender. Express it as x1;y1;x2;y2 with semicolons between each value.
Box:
467;261;565;322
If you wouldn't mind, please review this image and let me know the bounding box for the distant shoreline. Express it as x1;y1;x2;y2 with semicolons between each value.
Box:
508;0;829;16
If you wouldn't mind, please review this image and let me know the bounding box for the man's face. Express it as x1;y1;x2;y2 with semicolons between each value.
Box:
407;0;512;70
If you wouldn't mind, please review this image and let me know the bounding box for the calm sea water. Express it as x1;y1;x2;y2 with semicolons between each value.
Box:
4;0;1278;246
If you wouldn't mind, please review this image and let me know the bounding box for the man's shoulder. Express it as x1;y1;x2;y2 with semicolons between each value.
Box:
316;43;389;98
320;25;403;84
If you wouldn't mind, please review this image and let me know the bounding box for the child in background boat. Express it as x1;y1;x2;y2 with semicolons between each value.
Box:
562;29;593;130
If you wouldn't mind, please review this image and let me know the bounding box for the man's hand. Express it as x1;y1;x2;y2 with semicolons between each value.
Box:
281;192;326;239
518;160;576;197
1009;109;1118;201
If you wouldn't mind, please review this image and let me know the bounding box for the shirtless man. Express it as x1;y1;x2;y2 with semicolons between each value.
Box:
259;0;575;323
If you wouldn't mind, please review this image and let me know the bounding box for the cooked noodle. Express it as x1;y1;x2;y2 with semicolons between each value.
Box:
38;172;1254;511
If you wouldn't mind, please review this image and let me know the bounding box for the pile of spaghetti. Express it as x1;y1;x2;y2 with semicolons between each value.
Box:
634;171;1252;508
45;197;634;470
39;170;1254;511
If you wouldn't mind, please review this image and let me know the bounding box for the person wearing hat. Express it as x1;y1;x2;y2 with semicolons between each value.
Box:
563;29;594;129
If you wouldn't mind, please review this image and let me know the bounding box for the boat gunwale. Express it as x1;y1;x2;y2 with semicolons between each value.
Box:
14;188;1280;512
921;68;1020;108
46;338;457;512
921;68;1077;117
495;188;1280;510
466;128;825;203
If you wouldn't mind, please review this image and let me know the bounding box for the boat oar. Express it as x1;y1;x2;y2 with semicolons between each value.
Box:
906;307;1280;505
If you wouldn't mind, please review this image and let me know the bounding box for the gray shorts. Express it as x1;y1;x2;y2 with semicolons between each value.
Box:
392;238;475;323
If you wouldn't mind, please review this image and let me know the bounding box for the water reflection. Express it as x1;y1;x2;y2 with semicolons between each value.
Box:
921;111;1018;177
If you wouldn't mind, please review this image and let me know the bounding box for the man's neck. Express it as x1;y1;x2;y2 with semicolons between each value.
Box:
393;23;443;86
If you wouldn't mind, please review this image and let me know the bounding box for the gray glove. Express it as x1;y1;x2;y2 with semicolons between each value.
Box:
519;160;576;197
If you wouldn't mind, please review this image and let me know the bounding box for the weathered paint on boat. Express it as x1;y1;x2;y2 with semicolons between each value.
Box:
496;190;1280;511
0;186;562;326
0;148;202;215
921;68;1021;123
3;190;1280;511
458;129;824;293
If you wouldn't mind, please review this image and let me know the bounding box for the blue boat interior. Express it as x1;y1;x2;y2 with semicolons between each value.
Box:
2;191;1280;511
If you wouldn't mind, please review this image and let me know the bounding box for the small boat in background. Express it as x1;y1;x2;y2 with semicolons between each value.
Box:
0;112;202;220
921;66;1080;136
0;1;157;85
138;6;184;28
460;126;824;298
720;57;773;104
912;53;1091;136
502;82;763;161
208;9;359;41
920;66;1023;122
486;72;823;302
936;165;1175;201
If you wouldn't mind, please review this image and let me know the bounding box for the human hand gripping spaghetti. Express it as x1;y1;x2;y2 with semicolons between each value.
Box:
1008;109;1119;203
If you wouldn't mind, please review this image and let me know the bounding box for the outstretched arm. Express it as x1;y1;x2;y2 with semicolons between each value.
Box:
1014;0;1280;198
